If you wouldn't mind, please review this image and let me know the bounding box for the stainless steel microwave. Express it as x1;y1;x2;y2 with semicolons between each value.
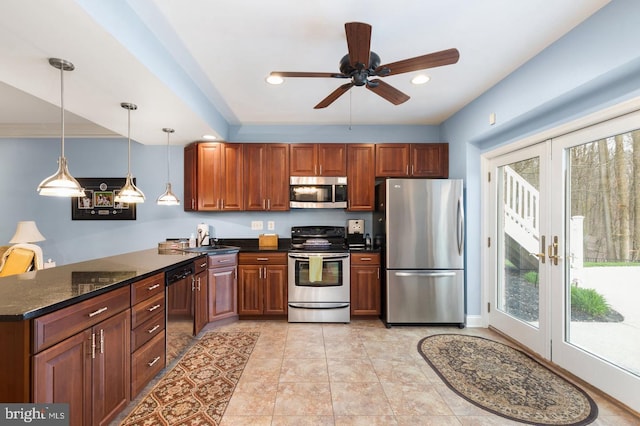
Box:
289;176;348;208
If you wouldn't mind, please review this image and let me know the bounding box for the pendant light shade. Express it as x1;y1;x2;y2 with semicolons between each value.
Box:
37;58;85;197
157;128;180;206
114;102;145;204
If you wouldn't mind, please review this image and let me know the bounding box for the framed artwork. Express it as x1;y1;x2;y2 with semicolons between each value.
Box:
71;178;137;220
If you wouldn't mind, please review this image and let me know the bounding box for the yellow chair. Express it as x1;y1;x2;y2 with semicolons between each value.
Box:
0;246;38;277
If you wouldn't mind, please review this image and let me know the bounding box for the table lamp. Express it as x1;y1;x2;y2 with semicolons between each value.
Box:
9;221;45;269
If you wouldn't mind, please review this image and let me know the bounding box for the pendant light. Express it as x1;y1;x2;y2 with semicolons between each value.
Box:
156;127;180;206
114;103;145;204
37;58;85;197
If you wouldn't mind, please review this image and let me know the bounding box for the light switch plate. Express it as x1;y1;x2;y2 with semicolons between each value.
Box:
251;221;263;230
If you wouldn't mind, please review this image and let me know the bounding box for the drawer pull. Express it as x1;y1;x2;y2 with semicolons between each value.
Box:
148;284;160;291
217;259;230;263
147;304;161;312
360;257;372;261
256;257;269;261
148;356;161;367
147;324;161;334
200;262;207;268
88;307;108;318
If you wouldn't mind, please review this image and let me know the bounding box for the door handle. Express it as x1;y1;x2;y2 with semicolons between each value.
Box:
548;235;560;265
530;235;546;263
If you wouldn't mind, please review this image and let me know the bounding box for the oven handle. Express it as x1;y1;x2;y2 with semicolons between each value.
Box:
288;303;350;310
288;253;350;260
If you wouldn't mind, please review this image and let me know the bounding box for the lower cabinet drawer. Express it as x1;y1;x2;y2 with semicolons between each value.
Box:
131;310;165;352
131;292;165;329
131;332;166;397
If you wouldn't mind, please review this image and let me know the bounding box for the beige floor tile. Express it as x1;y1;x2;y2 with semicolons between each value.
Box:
456;415;524;425
395;415;463;426
433;383;489;417
224;383;277;415
327;357;379;382
370;358;431;385
239;357;282;383
279;358;329;382
325;339;369;358
330;382;394;416
273;382;333;416
382;381;454;416
219;415;273;426
271;415;335;425
334;415;399;425
283;341;326;358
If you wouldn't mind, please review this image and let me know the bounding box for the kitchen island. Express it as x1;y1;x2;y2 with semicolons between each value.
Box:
0;248;206;425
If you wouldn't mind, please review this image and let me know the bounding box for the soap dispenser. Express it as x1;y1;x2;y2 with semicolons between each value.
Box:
189;233;196;248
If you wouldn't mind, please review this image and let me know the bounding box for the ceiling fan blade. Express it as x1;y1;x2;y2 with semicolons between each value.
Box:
270;71;346;78
345;22;372;68
366;79;410;105
376;48;460;76
314;82;355;109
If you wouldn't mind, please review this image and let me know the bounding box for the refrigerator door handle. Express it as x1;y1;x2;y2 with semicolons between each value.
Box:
394;271;456;278
457;197;464;255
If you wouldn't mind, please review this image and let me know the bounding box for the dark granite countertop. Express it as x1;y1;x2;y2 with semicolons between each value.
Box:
0;248;205;322
217;238;291;252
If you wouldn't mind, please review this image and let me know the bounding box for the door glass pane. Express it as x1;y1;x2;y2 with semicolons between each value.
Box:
567;131;640;377
497;157;540;326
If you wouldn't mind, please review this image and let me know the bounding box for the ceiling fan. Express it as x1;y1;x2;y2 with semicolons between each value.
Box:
269;22;460;109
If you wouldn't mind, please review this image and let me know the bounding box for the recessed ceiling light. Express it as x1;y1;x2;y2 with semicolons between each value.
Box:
411;74;431;85
266;74;284;85
202;134;217;140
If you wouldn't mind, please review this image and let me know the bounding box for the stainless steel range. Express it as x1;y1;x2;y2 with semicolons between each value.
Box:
288;226;350;323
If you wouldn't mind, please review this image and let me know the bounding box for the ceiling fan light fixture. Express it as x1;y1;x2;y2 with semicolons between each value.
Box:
157;127;180;206
37;58;85;197
115;102;145;204
266;74;284;85
411;74;431;85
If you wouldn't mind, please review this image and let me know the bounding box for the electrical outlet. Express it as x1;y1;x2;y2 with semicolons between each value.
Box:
251;221;263;230
267;221;275;230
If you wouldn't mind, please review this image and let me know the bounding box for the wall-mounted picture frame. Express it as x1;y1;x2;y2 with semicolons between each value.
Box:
71;178;137;220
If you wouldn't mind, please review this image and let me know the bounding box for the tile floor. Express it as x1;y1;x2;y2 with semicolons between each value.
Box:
115;319;640;425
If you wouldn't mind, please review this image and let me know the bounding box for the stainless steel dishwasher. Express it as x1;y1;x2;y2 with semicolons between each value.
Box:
165;262;195;364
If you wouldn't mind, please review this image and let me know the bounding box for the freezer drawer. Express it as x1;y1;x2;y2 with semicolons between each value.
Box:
385;269;464;326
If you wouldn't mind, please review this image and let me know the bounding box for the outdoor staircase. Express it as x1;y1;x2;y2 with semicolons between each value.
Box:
503;166;540;269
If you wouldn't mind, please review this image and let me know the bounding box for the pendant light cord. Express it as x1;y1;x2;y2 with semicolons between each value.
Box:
166;131;171;182
127;107;131;175
60;64;65;157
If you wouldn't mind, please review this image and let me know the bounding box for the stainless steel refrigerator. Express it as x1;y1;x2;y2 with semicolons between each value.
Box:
373;179;465;327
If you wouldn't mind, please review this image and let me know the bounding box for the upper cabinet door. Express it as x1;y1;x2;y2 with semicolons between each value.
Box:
244;143;290;211
290;144;346;176
197;143;223;210
375;143;449;178
183;144;197;211
318;144;347;176
375;144;410;177
289;144;317;176
411;143;449;178
347;144;375;211
220;143;243;211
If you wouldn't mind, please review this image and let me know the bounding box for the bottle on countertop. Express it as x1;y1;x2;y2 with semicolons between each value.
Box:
365;233;372;248
189;233;196;248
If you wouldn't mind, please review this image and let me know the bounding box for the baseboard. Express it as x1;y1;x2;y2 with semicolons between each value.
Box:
465;315;484;328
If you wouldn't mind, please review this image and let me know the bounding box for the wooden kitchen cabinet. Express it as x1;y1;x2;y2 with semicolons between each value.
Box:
238;252;287;316
347;144;375;211
290;143;346;176
208;253;238;321
243;143;290;211
183;142;243;211
194;258;209;335
350;253;381;316
375;143;448;178
33;308;131;426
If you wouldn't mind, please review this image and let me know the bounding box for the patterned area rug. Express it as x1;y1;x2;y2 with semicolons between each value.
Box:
121;331;259;425
418;334;598;425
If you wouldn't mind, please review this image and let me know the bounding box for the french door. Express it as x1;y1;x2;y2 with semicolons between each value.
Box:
486;110;640;412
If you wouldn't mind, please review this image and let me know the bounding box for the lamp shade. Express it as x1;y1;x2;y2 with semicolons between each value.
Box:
9;221;46;243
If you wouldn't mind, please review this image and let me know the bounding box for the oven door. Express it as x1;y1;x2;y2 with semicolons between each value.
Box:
287;252;350;302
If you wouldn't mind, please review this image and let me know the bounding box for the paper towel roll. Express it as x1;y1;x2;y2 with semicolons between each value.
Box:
196;223;210;246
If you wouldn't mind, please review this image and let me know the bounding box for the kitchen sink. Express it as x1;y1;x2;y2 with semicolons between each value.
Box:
181;245;240;254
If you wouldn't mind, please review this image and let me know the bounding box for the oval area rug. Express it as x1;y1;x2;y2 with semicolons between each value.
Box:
418;334;598;425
